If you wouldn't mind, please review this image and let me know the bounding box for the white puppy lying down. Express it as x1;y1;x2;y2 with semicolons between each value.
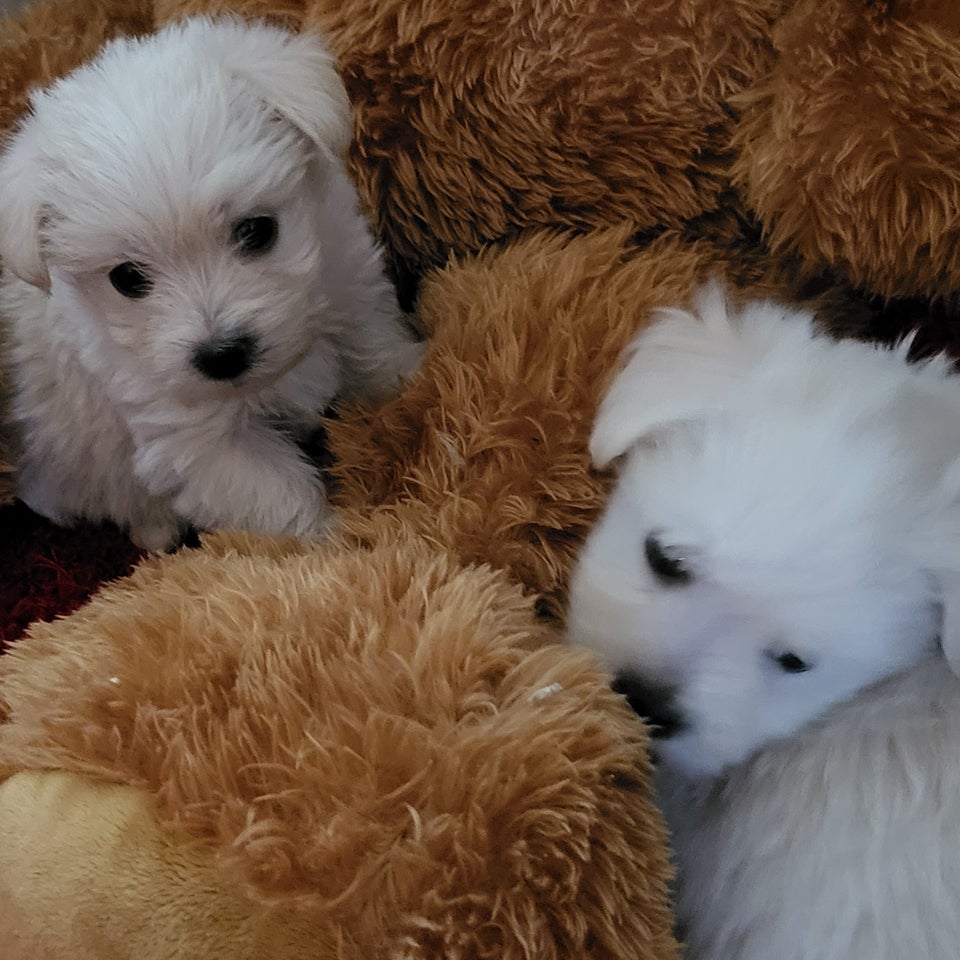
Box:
568;283;960;959
0;17;423;551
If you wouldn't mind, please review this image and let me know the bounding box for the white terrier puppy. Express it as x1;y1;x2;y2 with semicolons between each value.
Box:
0;17;423;551
568;283;960;959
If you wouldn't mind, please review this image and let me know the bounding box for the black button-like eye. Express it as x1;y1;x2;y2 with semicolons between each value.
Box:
108;261;152;299
644;533;692;585
231;215;278;255
769;651;812;674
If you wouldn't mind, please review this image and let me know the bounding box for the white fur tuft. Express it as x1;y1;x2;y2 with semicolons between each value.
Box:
0;118;49;288
589;279;818;467
656;656;960;960
197;17;353;159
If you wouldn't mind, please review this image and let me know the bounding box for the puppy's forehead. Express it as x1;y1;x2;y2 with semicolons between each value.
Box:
624;406;922;577
30;38;311;237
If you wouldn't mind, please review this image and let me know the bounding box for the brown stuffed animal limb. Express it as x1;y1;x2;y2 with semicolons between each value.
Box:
0;529;678;960
732;0;960;301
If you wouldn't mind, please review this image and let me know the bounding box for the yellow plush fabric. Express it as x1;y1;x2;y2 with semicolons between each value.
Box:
0;771;341;960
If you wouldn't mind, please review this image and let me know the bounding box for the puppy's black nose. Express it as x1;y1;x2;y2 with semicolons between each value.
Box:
192;334;257;381
612;670;687;739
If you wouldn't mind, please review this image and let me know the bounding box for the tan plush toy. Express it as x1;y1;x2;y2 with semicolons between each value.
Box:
2;0;959;956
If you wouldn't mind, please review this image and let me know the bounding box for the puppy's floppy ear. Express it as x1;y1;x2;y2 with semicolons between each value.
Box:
590;280;807;467
0;106;50;290
229;25;352;161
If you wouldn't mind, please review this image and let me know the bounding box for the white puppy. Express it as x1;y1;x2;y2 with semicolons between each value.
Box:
0;18;423;551
568;283;960;959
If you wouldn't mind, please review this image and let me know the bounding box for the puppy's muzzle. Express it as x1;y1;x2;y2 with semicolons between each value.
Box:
612;670;687;739
192;334;258;381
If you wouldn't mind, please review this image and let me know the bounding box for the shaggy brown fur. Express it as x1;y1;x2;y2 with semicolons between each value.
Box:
732;0;960;300
0;529;678;960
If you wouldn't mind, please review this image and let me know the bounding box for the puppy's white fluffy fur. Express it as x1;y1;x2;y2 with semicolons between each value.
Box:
568;283;960;959
0;18;423;550
656;658;960;960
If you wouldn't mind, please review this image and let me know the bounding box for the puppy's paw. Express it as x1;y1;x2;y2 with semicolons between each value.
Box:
264;483;340;543
393;337;428;385
170;438;332;543
128;520;185;554
351;337;428;404
298;500;340;542
16;472;70;526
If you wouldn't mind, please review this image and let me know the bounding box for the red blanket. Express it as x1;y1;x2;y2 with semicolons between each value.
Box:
0;501;143;649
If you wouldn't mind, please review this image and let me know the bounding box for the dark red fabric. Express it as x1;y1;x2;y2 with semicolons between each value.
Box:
0;501;143;650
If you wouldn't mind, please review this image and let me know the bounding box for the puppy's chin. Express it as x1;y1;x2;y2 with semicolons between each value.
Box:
174;361;295;406
173;371;272;406
655;734;744;782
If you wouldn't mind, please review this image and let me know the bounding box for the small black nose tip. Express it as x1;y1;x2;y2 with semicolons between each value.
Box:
612;670;687;739
192;334;257;381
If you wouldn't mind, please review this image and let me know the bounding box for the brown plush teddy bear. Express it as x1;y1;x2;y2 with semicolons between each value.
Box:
1;0;958;956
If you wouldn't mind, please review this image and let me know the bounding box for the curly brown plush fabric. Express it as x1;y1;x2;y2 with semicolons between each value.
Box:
731;0;960;300
0;529;678;960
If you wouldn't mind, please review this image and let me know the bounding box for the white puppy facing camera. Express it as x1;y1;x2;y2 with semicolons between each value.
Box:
0;17;423;551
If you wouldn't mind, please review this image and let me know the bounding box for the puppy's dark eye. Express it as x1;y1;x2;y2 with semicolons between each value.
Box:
231;215;278;255
769;651;812;674
108;261;152;299
644;533;692;585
